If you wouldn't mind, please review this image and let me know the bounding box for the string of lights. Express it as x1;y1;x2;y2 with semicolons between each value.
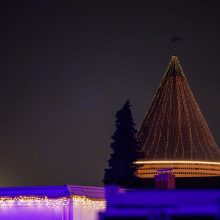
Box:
0;195;106;209
137;55;220;162
72;196;106;210
0;196;69;208
136;55;220;178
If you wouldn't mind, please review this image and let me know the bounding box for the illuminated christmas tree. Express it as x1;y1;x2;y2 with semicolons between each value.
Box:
136;55;220;179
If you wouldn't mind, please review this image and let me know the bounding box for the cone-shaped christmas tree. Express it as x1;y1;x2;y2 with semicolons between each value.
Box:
136;55;220;178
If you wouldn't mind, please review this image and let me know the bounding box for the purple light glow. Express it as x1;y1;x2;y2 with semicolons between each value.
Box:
0;185;105;220
101;186;220;219
0;206;65;220
0;186;70;198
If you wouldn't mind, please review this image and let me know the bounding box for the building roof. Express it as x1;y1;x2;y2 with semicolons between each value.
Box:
0;186;70;198
0;185;105;199
68;185;105;200
137;55;220;161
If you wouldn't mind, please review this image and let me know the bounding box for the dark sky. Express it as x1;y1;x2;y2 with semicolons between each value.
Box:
0;0;220;186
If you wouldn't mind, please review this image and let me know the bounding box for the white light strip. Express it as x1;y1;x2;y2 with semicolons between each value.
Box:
0;196;69;208
72;196;106;209
135;160;220;165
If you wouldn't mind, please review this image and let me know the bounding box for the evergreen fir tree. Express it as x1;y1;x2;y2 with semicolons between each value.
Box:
103;100;142;188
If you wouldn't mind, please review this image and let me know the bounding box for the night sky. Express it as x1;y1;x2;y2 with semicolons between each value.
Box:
0;1;220;186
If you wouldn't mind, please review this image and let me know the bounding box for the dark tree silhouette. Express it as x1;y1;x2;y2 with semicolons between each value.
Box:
103;100;142;188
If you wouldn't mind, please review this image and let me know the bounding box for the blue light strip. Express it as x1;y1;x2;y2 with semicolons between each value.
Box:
0;186;70;198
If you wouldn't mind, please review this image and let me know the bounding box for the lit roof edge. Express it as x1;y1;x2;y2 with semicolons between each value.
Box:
135;161;220;165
